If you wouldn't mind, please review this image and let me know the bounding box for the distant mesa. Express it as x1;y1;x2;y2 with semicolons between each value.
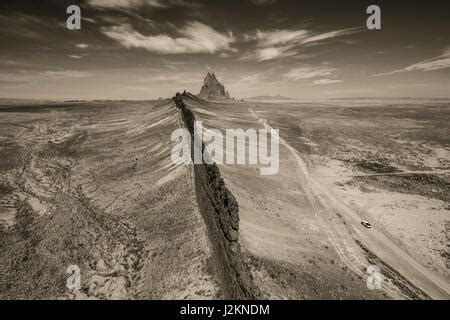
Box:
198;72;232;100
245;95;295;101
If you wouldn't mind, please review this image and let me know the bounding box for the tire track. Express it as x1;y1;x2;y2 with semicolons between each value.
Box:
249;108;450;300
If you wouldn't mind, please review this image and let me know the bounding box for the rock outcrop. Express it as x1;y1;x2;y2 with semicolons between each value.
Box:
198;73;231;100
173;92;261;299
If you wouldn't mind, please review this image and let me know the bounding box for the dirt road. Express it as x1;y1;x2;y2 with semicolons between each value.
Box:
249;108;450;300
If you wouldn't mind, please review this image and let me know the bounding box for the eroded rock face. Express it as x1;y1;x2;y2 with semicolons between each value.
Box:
173;93;262;299
198;73;231;100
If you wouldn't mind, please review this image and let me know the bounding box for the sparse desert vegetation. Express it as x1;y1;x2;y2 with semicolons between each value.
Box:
0;99;221;299
181;95;450;299
0;95;449;300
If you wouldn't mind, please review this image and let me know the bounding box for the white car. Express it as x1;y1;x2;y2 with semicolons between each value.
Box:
361;221;372;229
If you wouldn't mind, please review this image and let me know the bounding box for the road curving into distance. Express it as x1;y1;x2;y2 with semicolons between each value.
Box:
249;108;450;300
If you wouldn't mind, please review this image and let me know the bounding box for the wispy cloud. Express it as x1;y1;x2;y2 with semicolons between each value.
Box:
284;66;336;81
249;0;277;5
301;27;362;45
254;46;297;61
43;71;91;79
246;27;363;61
102;21;235;54
0;70;91;83
313;78;343;85
88;0;166;8
0;13;62;40
239;74;266;84
141;73;199;84
255;29;310;47
374;47;450;76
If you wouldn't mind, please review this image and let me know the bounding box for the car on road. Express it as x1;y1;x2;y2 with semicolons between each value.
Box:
361;220;372;229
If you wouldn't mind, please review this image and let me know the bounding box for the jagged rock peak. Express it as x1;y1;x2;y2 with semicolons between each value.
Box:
198;72;232;100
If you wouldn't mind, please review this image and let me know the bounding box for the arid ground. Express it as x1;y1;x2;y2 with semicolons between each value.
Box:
0;99;221;299
0;96;449;299
184;96;450;299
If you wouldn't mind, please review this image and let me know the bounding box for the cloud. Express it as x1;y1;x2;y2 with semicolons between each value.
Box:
145;73;199;84
254;46;296;61
76;43;89;49
0;13;62;40
313;78;343;85
249;0;276;4
374;47;450;76
246;27;363;61
284;66;335;81
252;30;309;60
0;70;91;83
301;27;362;45
67;55;83;59
102;21;235;54
87;0;164;8
88;0;194;8
42;71;91;79
255;29;310;47
239;74;266;84
249;0;276;5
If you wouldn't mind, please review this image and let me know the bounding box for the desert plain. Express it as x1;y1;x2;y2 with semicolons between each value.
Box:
0;96;449;299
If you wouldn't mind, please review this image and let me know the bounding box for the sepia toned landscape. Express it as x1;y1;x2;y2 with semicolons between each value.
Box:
184;94;449;299
0;0;449;301
1;91;449;299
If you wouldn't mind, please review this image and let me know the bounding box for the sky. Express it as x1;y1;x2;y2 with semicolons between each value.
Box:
0;0;449;100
